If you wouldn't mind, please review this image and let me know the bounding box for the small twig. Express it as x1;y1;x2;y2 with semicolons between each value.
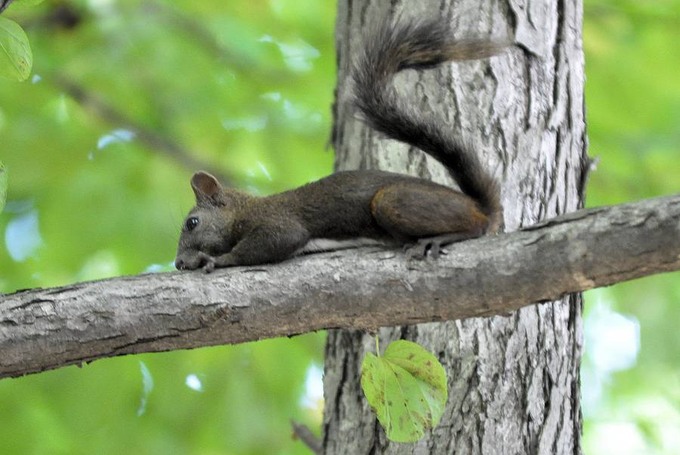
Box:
142;0;293;83
51;74;231;184
291;420;322;454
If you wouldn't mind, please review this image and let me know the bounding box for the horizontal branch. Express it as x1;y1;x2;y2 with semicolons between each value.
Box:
1;193;680;379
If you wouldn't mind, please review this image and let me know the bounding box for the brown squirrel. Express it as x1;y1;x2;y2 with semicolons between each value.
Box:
175;19;504;272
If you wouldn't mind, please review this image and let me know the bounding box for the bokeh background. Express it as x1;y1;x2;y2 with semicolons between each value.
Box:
0;1;678;453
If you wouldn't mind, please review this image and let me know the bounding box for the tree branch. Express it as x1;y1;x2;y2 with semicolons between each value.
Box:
1;193;679;379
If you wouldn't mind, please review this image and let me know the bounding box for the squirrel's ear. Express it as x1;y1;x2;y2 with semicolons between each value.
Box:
190;171;224;205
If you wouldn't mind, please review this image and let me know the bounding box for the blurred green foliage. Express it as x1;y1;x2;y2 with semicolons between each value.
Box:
1;1;332;453
0;0;678;453
582;1;680;453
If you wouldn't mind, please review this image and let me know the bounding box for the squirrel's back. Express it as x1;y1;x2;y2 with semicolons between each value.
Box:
352;19;504;232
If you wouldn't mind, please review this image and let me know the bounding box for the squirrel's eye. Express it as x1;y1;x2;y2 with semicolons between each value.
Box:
185;216;199;231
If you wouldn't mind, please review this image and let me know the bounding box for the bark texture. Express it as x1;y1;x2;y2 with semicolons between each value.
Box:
2;194;679;380
324;0;588;453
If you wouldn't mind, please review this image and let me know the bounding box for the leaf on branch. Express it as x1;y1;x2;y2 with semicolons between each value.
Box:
361;340;448;443
0;16;32;81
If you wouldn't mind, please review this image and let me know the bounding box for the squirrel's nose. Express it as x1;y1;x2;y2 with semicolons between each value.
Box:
174;258;185;270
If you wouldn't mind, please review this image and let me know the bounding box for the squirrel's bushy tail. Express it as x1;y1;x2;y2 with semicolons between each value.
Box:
353;19;504;231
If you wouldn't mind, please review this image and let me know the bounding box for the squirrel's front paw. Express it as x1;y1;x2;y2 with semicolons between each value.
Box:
175;251;213;271
197;252;216;273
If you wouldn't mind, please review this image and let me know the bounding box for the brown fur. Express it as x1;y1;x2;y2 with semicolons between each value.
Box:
175;19;506;271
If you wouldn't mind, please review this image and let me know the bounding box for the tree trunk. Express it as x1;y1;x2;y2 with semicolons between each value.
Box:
323;1;587;454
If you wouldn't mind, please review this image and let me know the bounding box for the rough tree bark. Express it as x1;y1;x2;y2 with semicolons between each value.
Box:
2;193;679;379
324;1;587;454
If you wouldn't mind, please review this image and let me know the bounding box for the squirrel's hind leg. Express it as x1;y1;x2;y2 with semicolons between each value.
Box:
370;182;489;258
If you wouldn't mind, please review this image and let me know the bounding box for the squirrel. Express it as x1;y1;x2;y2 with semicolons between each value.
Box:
175;18;504;272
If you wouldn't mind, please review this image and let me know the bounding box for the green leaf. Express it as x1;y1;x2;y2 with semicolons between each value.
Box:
0;16;32;81
361;340;448;443
0;162;6;213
